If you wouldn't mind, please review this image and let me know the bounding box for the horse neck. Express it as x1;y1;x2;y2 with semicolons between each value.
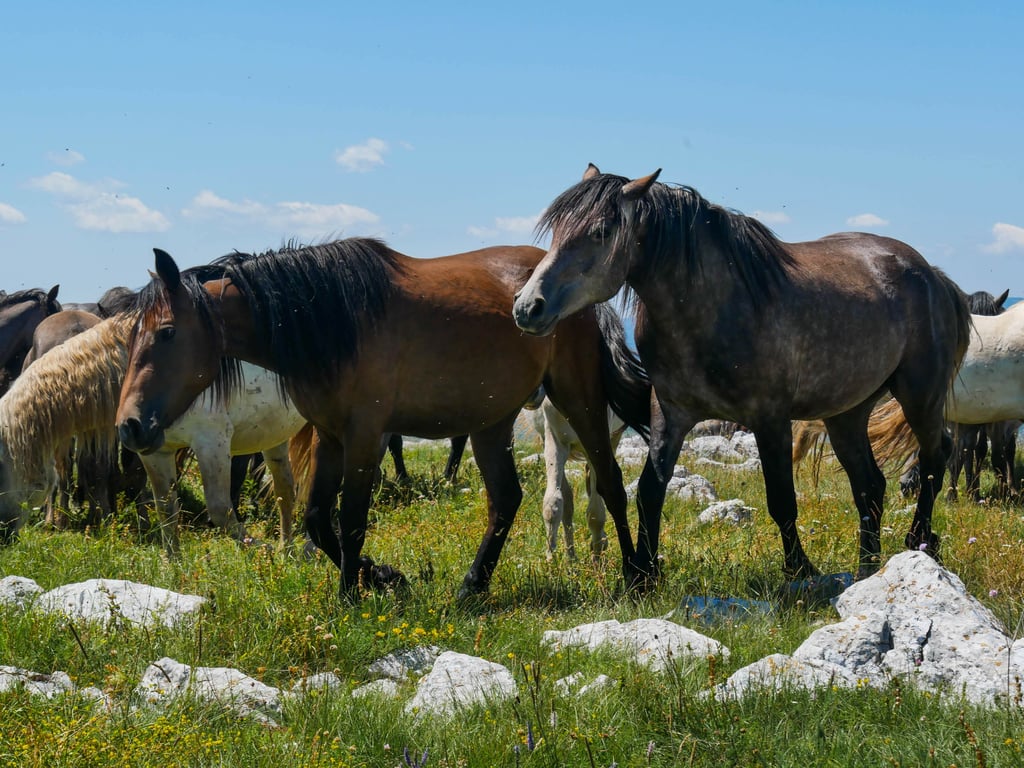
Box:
210;285;278;372
629;238;738;325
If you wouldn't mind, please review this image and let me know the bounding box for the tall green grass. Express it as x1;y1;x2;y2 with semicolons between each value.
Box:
2;438;1023;767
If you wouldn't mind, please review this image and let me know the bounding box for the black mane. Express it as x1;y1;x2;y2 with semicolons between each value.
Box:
537;173;795;309
966;290;1005;317
0;288;61;315
137;238;403;399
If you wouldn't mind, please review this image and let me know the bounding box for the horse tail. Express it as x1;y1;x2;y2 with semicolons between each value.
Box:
936;268;973;383
596;303;651;441
791;419;829;486
866;397;920;471
288;422;317;504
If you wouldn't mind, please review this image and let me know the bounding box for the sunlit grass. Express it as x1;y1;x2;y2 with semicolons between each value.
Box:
2;438;1024;766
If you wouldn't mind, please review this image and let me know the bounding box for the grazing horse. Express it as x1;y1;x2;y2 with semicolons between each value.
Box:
513;164;971;584
861;299;1024;489
945;289;1015;500
116;239;650;599
0;316;304;551
0;286;62;395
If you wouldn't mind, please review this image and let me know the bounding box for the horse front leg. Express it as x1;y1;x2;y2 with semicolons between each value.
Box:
541;407;574;560
754;420;818;580
139;450;180;556
459;415;521;598
305;430;345;570
632;396;692;589
337;432;403;597
193;437;250;544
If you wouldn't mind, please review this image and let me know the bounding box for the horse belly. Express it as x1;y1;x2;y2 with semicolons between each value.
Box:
950;359;1024;423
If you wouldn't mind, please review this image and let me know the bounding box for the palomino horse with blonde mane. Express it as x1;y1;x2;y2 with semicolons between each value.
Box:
513;164;971;584
0;315;305;552
116;238;650;599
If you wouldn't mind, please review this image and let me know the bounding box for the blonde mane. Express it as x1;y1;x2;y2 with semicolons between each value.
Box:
0;315;132;485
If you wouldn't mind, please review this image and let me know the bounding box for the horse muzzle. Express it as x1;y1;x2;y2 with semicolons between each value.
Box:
512;291;559;336
117;416;166;455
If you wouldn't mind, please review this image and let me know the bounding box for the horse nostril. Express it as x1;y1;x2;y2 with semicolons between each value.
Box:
117;418;142;448
528;296;546;319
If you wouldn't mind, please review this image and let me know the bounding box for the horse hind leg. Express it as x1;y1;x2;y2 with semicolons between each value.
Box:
583;461;608;559
891;390;949;561
459;414;522;598
824;405;887;579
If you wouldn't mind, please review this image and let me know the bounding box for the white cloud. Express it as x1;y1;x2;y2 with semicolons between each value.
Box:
28;171;169;233
846;213;889;227
751;210;790;225
334;138;389;172
982;222;1024;254
468;212;541;239
46;148;85;167
0;202;26;224
184;190;379;239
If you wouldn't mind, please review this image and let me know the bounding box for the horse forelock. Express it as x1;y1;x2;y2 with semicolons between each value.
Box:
0;316;130;483
213;238;401;394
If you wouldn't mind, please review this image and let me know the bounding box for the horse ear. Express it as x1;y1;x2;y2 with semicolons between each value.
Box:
583;163;601;180
622;169;662;200
996;288;1010;309
47;284;59;302
153;248;181;293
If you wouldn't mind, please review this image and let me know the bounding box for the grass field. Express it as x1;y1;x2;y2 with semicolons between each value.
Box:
2;436;1024;767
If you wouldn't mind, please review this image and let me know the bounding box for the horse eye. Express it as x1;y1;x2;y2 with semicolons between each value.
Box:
157;326;176;342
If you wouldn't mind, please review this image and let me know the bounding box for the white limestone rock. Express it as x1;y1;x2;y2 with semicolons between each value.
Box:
404;651;517;717
37;579;205;629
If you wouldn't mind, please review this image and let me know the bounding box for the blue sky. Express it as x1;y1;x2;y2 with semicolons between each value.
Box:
2;2;1022;302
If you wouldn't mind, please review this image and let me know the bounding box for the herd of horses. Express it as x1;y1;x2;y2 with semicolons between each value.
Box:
0;164;1018;600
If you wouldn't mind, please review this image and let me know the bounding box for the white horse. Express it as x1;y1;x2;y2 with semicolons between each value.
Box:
530;396;627;560
0;316;305;553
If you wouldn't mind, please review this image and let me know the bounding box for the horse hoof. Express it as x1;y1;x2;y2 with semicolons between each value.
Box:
905;531;941;562
624;558;661;594
358;555;409;593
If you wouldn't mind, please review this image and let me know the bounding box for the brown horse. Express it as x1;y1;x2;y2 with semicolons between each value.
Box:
116;238;650;598
513;164;971;584
0;286;62;395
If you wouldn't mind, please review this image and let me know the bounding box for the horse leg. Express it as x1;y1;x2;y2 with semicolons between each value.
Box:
541;410;574;560
193;437;250;544
946;425;966;502
386;433;408;482
139;451;180;556
444;435;469;483
338;431;398;596
583;461;608;560
305;431;345;570
755;420;818;579
971;426;988;501
631;396;692;586
260;441;296;548
891;391;949;560
824;405;887;579
459;415;522;598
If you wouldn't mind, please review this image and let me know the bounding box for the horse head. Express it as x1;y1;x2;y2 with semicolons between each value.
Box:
116;249;225;455
513;165;659;335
